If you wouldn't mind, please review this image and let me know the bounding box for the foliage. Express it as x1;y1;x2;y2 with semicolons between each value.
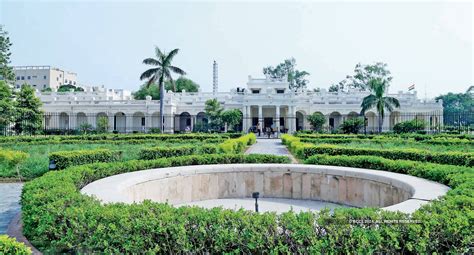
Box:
339;118;364;134
0;149;28;168
133;77;199;100
349;62;393;90
306;112;326;132
0;235;32;255
263;58;309;91
139;146;196;160
205;98;224;131
360;78;400;133
140;46;186;133
96;116;109;133
0;80;14;133
57;84;84;92
435;90;473;127
218;133;256;153
222;109;242;131
49;149;122;170
0;25;15;84
13;84;43;135
79;123;94;134
393;119;426;133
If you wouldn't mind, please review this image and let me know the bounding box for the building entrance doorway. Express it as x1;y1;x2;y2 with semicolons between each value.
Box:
264;118;273;129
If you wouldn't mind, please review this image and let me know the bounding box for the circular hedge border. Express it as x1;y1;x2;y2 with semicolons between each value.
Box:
22;153;473;253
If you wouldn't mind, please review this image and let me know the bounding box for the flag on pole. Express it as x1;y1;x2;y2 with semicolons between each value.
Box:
408;84;415;91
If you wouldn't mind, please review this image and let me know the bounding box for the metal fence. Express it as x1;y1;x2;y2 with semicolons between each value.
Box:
0;111;472;135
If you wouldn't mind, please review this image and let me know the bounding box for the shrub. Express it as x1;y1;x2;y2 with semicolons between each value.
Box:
393;119;425;133
0;235;32;255
218;133;256;153
307;112;326;131
294;142;473;166
339;118;364;134
0;149;28;168
49;149;122;170
96;116;109;133
139;146;195;160
20;152;473;253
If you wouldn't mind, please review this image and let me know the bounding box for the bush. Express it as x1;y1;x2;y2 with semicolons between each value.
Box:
139;146;195;160
307;112;326;131
0;235;32;255
21;152;473;253
218;133;256;153
297;143;473;166
49;149;122;170
393;119;425;133
0;149;28;168
339;118;364;134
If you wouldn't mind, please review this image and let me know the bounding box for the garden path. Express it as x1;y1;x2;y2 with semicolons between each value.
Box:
245;138;298;163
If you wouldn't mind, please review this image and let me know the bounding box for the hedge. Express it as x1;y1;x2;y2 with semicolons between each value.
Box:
218;133;256;153
49;149;122;170
283;135;473;166
139;146;196;160
0;235;32;255
299;137;474;146
21;152;473;253
0;149;28;168
304;154;474;252
297;144;473;166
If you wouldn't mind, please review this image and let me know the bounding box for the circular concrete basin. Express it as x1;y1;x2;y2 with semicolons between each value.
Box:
81;164;449;214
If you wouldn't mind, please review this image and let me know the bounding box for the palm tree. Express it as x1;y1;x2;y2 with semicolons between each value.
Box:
360;78;400;133
140;47;186;133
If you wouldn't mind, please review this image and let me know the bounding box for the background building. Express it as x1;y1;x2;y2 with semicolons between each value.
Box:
13;65;78;90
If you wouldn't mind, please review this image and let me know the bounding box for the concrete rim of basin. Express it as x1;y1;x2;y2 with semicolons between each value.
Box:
81;164;450;214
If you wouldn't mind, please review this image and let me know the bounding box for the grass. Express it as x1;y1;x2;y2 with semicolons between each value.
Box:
340;141;473;153
0;140;212;180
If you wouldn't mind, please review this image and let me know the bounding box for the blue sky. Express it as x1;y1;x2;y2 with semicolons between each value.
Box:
1;1;472;98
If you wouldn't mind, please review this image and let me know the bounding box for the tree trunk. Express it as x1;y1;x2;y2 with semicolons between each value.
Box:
159;82;165;134
378;115;384;133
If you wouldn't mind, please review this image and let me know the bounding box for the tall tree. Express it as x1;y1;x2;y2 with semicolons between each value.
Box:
0;80;14;133
435;88;473;127
360;78;400;133
14;84;43;135
204;98;223;131
133;77;199;100
331;62;392;92
0;25;15;85
263;58;309;91
222;109;242;131
140;47;186;133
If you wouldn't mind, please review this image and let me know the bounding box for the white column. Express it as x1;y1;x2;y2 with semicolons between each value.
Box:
289;106;296;133
126;114;133;133
242;106;247;132
275;105;280;135
258;105;263;128
246;106;251;131
88;115;95;128
145;113;152;132
68;113;75;130
108;114;114;132
190;115;194;132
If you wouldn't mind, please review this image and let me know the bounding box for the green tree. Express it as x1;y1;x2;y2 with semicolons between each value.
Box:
435;89;473;128
204;98;223;131
133;77;199;100
222;109;242;131
0;81;14;133
360;78;400;133
140;47;186;133
96;116;109;133
0;26;15;84
57;85;84;92
331;62;392;92
307;112;326;132
340;118;364;134
13;84;43;135
263;58;309;91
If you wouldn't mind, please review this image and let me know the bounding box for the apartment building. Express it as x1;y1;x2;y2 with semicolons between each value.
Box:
13;65;78;90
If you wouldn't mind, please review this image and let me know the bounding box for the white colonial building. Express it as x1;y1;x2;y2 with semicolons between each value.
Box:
37;73;443;134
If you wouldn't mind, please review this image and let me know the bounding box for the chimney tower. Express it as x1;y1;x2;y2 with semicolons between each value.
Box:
213;60;218;94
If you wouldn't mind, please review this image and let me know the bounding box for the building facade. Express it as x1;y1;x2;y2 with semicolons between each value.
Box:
37;74;443;134
13;65;78;90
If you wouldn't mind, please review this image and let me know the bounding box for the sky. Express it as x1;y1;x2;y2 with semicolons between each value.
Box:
1;0;472;99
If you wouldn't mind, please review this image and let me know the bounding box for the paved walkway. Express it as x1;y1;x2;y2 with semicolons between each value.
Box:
245;138;298;163
0;183;23;234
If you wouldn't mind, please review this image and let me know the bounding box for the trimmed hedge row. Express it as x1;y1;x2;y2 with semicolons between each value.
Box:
283;135;473;166
0;133;241;145
49;149;122;170
304;154;474;252
21;152;473;253
0;235;32;255
299;137;474;146
0;149;28;168
295;133;474;141
139;146;197;160
217;133;256;153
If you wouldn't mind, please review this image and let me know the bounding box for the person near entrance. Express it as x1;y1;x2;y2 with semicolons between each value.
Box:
256;122;261;136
